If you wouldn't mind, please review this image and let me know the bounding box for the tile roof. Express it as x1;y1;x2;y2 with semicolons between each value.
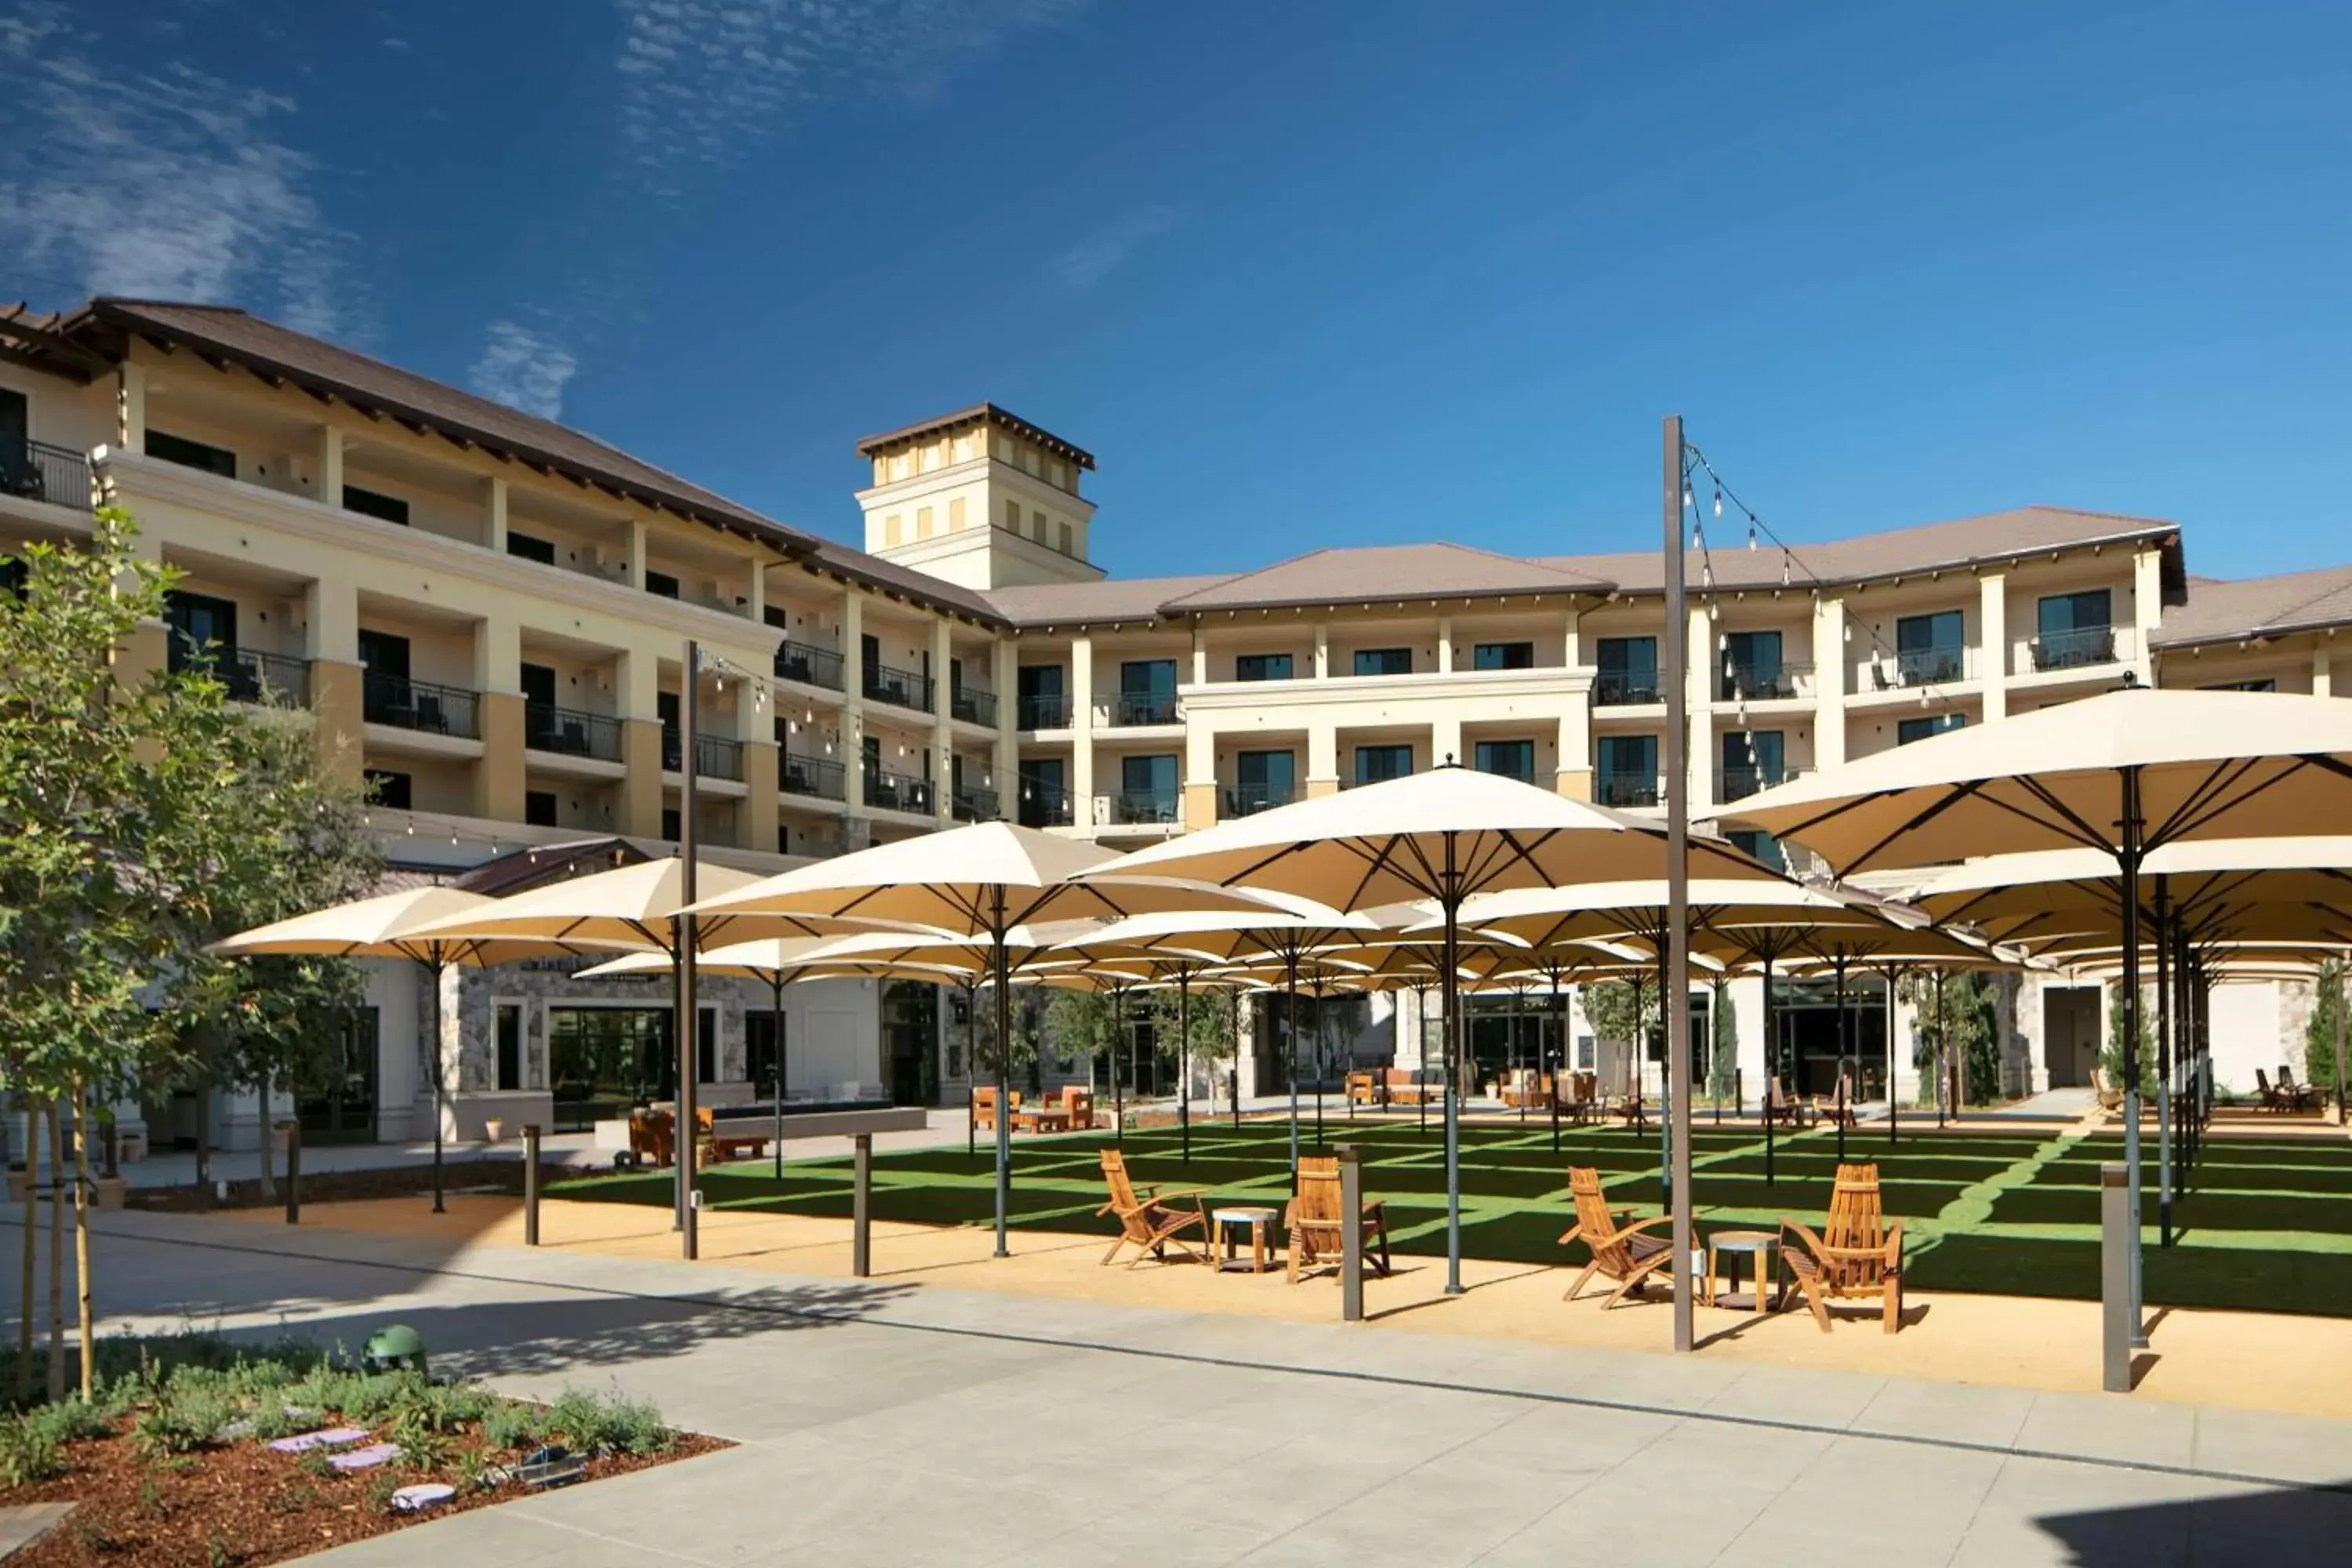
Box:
855;402;1095;470
75;299;816;553
1160;543;1613;613
984;574;1240;628
800;539;1008;625
2151;564;2352;648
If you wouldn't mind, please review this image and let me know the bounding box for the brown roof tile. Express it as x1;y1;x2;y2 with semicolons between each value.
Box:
984;574;1240;628
1160;543;1613;614
855;402;1095;470
2150;564;2352;648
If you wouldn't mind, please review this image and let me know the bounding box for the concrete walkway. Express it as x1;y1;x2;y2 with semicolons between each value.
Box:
11;1205;2350;1565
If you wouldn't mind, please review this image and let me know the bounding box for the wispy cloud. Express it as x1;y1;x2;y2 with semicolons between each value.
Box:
469;321;579;419
1051;204;1179;289
613;0;1088;192
0;3;354;334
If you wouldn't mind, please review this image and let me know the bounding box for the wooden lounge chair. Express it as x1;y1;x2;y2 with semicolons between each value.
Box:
695;1106;768;1163
2091;1067;2125;1115
1094;1149;1210;1268
1610;1083;1650;1131
2278;1065;2325;1112
971;1085;1023;1133
627;1109;675;1168
1285;1154;1392;1283
1764;1076;1809;1129
1556;1167;1676;1307
1345;1071;1385;1109
1781;1163;1904;1334
2255;1069;2294;1114
1809;1074;1856;1130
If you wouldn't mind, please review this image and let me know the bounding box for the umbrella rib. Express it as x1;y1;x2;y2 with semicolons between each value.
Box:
2008;777;2118;855
2149;757;2293;851
1843;782;1991;873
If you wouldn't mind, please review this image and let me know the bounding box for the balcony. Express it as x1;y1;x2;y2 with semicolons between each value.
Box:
2031;626;2117;673
523;703;621;761
950;683;998;728
951;783;1000;822
1594;671;1661;706
1872;645;1967;690
174;645;311;706
780;753;846;802
1109;790;1181;826
362;672;480;739
1017;777;1074;828
1109;693;1180;728
863;662;933;713
1597;771;1661;809
1222;784;1294;818
1717;764;1802;803
1719;660;1810;702
660;730;742;781
2;439;91;511
1017;692;1072;729
774;641;844;691
865;765;933;815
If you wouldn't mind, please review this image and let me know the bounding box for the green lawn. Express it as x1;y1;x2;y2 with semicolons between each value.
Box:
547;1113;2352;1319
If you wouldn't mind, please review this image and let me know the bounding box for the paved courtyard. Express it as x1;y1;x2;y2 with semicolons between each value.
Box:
13;1202;2351;1565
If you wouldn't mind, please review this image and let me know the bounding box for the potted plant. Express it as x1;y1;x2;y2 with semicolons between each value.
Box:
483;1116;507;1143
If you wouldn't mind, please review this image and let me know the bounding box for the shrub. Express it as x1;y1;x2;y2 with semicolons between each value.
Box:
389;1404;452;1474
364;1469;401;1515
24;1398;113;1446
336;1373;420;1425
543;1390;610;1454
602;1399;673;1457
450;1444;498;1495
479;1400;543;1454
131;1389;227;1459
0;1420;62;1487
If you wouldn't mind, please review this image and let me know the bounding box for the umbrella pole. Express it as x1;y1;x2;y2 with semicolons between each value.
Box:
1231;998;1242;1128
1442;829;1464;1298
1886;961;1900;1148
773;976;786;1182
1762;951;1776;1188
1178;970;1192;1163
1549;967;1563;1154
992;891;1012;1259
1653;946;1670;1214
2118;765;2147;1346
1418;985;1431;1138
966;979;978;1160
2154;877;2173;1248
1934;967;1948;1131
1312;979;1325;1149
1112;987;1125;1148
428;956;447;1215
1835;953;1851;1163
1287;946;1301;1185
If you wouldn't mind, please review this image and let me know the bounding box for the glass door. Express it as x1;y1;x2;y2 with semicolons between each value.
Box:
297;1008;379;1144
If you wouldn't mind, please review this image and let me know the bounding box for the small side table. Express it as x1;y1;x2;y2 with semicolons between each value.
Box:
1708;1229;1781;1315
1210;1207;1279;1274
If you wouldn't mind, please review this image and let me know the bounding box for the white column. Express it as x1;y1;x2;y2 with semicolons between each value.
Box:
1563;604;1583;670
2315;642;2334;699
615;646;660;720
117;362;147;449
991;636;1018;815
1812;594;1848;769
472;615;521;696
842;590;867;822
626;520;648;592
1980;572;2009;723
484;477;508;553
931;619;954;826
304;577;359;663
746;554;766;625
1070;633;1095;828
1685;603;1714;815
1436;616;1454;673
1190;623;1207;685
318;425;345;510
2132;548;2162;687
1312;622;1330;681
1307;723;1340;794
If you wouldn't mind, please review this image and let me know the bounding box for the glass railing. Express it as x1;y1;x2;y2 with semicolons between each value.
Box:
1719;660;1809;702
952;784;1000;822
1596;771;1661;808
523;704;621;761
362;672;480;739
1110;790;1181;825
1718;764;1799;802
774;641;844;690
172;644;313;706
1594;670;1661;706
1110;693;1180;727
1016;777;1073;827
1222;784;1294;817
1882;644;1965;688
2031;626;2116;672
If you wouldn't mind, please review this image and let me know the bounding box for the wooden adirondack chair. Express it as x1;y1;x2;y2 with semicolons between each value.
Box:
2255;1069;2293;1113
1781;1163;1904;1334
1094;1149;1210;1268
1284;1154;1392;1283
628;1109;676;1167
1555;1167;1677;1307
1809;1073;1856;1130
972;1085;1023;1133
2278;1066;2324;1112
2091;1067;2125;1114
1764;1076;1809;1128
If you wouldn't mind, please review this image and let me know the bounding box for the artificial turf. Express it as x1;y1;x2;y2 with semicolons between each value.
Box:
546;1113;2352;1319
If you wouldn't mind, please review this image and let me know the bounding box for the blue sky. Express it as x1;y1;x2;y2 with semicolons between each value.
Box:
5;1;2350;583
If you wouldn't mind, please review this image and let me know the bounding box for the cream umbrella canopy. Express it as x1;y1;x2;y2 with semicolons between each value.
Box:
209;886;618;1214
677;822;1280;1256
1091;767;1777;1297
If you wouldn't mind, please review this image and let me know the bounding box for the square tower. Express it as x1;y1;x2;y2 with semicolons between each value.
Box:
855;404;1104;590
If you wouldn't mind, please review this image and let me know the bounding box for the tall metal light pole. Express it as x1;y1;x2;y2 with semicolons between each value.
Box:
677;637;701;1261
1663;416;1695;1354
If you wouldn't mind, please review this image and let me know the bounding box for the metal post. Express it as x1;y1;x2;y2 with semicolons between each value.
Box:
852;1132;872;1278
1112;985;1126;1147
1442;831;1464;1297
1178;969;1192;1163
282;1120;300;1226
1286;946;1301;1184
1935;968;1949;1130
1663;412;1694;1355
429;958;447;1215
1835;952;1850;1164
1339;1144;1364;1323
523;1123;542;1247
772;977;786;1181
2154;876;2173;1247
1762;950;1776;1187
2100;1161;2133;1392
992;888;1012;1258
1417;985;1431;1136
1550;969;1564;1152
2336;962;2347;1125
678;637;701;1263
1885;962;1900;1147
2118;765;2145;1347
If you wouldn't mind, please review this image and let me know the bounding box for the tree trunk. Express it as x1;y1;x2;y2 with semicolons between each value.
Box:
45;1099;64;1403
256;1063;276;1201
194;1040;213;1209
16;1095;39;1404
71;1076;93;1401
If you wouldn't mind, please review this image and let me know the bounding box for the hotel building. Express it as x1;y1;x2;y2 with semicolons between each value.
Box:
2;299;2341;1151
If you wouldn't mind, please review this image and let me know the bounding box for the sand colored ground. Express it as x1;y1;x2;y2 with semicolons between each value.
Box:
223;1192;2352;1423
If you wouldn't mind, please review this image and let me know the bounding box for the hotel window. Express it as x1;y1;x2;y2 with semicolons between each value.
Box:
1894;611;1965;684
645;570;681;600
506;531;556;564
1473;739;1534;782
1119;659;1178;725
524;789;557;828
343;485;410;526
1355;744;1413;786
1233;750;1295;813
1031;508;1047;542
1003;497;1019;532
662;807;681;841
2034;590;2114;669
495;1004;523;1092
1235;652;1293;682
364;768;412;810
2204;677;2277;692
1595;735;1658;807
1898;713;1966;745
1058;521;1073;555
1595;637;1658;703
1728;830;1787;873
146;428;236;478
1473;641;1534;671
1354;647;1412;677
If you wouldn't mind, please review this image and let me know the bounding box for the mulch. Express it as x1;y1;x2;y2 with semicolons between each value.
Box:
5;1414;727;1566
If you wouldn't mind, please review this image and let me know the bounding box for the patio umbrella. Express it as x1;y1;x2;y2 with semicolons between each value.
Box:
1730;686;2352;1337
209;886;610;1214
1091;766;1776;1298
397;856;790;1252
677;822;1278;1257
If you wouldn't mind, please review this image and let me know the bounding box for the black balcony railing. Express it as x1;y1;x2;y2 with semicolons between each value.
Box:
952;784;1000;822
775;641;844;691
1111;789;1180;825
781;753;846;801
1110;693;1179;727
1717;765;1797;803
863;663;932;712
1017;692;1072;729
2031;626;2117;672
173;644;312;706
1878;644;1966;688
1222;784;1294;818
695;734;742;781
2;440;91;510
362;672;480;739
1594;671;1661;706
524;703;621;761
1719;660;1809;702
1597;771;1661;808
950;684;998;728
1017;777;1073;828
866;765;933;815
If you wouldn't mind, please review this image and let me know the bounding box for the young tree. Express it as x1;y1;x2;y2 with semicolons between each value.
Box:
1708;979;1738;1102
1898;971;2001;1108
1145;985;1237;1102
1043;990;1122;1089
2307;960;2346;1098
2103;981;2158;1098
1581;982;1659;1048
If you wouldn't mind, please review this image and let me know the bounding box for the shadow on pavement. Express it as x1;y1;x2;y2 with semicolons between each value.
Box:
2037;1478;2352;1564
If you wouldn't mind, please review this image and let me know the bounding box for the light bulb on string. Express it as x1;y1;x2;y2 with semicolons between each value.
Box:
1748;523;1757;551
1713;488;1722;519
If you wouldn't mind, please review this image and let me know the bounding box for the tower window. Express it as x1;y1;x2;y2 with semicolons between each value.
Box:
1058;521;1073;555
